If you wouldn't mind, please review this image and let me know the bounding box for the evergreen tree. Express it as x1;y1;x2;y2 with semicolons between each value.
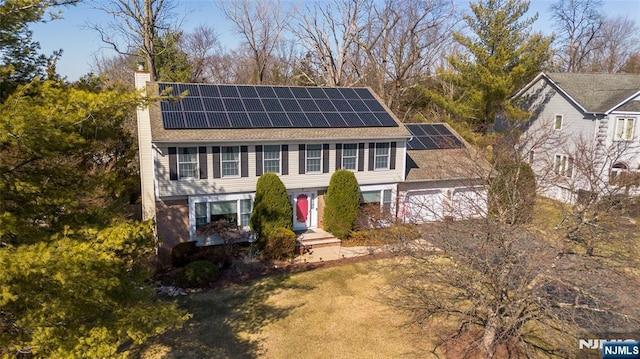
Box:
154;30;193;82
426;0;553;133
250;173;293;239
0;79;140;245
324;169;361;239
0;1;79;101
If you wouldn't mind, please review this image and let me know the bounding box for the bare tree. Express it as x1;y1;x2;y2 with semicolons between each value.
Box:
588;16;640;73
550;0;604;72
89;0;178;81
291;0;371;87
387;135;640;358
181;25;222;82
355;0;456;116
217;0;293;84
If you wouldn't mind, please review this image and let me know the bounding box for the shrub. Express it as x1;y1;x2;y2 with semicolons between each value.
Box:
171;241;197;267
251;173;293;241
177;260;218;288
324;169;361;239
488;159;536;224
261;227;296;261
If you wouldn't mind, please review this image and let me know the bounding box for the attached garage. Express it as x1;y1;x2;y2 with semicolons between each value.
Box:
402;190;446;223
451;187;487;219
399;123;491;224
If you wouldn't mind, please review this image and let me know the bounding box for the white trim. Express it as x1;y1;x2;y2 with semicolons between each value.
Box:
220;145;241;178
614;116;636;141
291;191;317;230
305;144;323;174
374;142;391;171
263;144;281;174
341;143;358;171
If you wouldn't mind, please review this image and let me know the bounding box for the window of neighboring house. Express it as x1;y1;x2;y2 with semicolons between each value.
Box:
178;147;198;179
221;146;240;177
528;150;535;164
609;162;628;184
374;142;390;170
554;115;563;130
306;144;322;173
263;145;281;173
342;143;358;170
615;117;635;141
554;154;573;177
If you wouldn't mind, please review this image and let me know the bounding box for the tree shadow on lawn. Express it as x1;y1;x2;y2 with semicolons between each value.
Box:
136;274;315;359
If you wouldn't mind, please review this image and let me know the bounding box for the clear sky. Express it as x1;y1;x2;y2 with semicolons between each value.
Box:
30;0;640;82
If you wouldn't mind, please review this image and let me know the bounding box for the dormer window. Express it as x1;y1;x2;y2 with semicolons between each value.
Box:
554;115;563;130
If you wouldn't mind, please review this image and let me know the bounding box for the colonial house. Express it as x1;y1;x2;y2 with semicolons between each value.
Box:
134;70;488;260
512;72;640;204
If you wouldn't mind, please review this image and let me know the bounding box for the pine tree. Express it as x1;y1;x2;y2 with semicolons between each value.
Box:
426;0;553;133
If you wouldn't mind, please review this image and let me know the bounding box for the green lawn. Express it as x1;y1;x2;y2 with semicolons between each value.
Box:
138;260;435;359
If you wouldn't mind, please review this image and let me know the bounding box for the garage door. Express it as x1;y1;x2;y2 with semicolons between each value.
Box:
403;190;445;223
451;188;487;219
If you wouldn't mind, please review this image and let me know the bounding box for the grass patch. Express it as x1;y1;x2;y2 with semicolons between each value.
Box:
138;260;435;358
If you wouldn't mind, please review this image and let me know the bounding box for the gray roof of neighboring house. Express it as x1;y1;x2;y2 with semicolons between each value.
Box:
545;72;640;113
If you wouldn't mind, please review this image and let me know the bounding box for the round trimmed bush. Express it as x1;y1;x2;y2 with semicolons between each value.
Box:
177;260;218;288
250;173;293;241
324;169;361;239
262;227;296;261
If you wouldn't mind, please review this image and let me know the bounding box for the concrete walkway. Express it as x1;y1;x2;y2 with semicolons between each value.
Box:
293;244;383;263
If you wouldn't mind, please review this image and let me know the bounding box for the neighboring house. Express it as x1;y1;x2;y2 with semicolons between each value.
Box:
134;70;488;260
511;72;640;203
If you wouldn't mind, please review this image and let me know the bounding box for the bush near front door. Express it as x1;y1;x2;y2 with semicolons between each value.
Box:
324;169;361;239
250;173;293;243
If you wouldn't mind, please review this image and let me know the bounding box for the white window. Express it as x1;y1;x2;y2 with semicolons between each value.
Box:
528;150;534;164
382;189;393;213
342;144;357;170
306;144;322;173
361;189;393;213
239;199;252;226
195;199;253;228
178;147;198;179
264;145;280;173
554;114;563;130
554;154;573;177
374;142;390;170
615;117;635;141
195;202;208;229
221;146;240;177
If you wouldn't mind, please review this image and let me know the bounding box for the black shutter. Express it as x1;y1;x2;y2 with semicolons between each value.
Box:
241;146;248;177
390;142;396;170
281;145;289;175
255;145;263;176
322;144;330;173
198;147;208;179
298;144;306;174
212;146;221;178
168;147;178;180
335;143;342;170
358;143;365;172
368;143;375;171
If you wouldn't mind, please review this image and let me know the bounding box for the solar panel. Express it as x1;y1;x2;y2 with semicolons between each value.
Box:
405;123;465;150
157;83;399;130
